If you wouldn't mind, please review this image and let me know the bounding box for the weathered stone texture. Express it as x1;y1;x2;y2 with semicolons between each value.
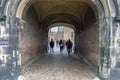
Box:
23;52;95;80
77;25;99;67
21;6;42;66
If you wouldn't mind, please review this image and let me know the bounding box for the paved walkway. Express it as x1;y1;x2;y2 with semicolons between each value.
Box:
23;47;95;80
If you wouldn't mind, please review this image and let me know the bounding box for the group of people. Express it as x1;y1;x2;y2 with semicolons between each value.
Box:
49;39;73;55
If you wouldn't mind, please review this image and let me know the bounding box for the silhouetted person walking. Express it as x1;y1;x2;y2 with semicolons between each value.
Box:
59;39;64;53
49;39;54;54
66;39;73;55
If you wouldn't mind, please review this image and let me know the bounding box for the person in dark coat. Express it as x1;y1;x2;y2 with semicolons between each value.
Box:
49;39;54;54
66;39;73;55
59;39;64;53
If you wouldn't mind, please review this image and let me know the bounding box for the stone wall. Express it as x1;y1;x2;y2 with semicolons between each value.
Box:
76;24;99;67
20;6;43;66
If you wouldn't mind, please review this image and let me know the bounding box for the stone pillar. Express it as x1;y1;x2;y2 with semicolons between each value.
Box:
109;18;120;80
4;15;23;80
16;19;25;67
99;16;120;80
74;31;81;54
99;17;111;79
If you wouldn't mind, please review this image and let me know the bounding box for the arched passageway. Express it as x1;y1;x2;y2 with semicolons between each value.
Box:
16;1;99;79
16;0;98;71
0;0;120;80
19;0;99;67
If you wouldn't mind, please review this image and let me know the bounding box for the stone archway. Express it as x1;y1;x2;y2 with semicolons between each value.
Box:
1;0;120;80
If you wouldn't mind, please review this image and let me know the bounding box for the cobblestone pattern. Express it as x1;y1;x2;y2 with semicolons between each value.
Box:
23;51;95;80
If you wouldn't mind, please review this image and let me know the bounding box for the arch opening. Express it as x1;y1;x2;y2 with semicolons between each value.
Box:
48;24;75;54
1;0;120;79
1;0;111;80
18;0;99;77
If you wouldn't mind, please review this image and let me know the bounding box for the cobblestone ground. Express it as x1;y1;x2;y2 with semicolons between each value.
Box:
23;49;95;80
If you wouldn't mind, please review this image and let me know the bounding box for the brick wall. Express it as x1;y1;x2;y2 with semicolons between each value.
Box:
76;24;99;67
20;6;44;66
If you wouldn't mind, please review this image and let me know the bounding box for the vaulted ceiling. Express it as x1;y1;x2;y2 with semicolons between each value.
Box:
33;1;89;20
24;0;97;31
